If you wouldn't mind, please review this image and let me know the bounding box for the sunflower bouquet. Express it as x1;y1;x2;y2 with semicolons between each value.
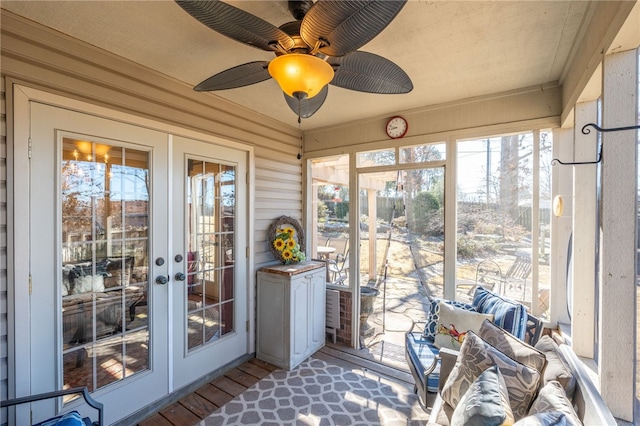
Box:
273;226;306;264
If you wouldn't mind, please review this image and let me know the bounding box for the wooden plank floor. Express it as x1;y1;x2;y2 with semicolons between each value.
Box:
137;358;278;426
137;344;416;426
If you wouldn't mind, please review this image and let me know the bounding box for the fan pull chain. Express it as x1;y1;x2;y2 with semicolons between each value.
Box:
297;99;302;160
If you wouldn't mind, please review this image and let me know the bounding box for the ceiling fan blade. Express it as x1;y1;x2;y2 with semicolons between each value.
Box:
284;86;329;119
176;0;295;52
329;51;413;94
300;0;407;57
194;61;271;91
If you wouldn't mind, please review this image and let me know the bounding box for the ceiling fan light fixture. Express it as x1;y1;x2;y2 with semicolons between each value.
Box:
268;54;334;99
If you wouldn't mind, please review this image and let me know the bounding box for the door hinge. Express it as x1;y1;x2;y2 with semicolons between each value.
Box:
246;321;250;332
29;275;32;295
246;247;249;258
28;138;32;159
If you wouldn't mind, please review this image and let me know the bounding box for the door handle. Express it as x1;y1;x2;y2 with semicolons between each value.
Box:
155;275;169;285
174;273;186;282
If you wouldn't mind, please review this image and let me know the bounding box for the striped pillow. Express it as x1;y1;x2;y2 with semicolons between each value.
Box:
473;286;527;340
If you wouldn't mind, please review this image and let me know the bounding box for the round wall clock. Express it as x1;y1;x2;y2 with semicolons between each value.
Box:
385;116;408;139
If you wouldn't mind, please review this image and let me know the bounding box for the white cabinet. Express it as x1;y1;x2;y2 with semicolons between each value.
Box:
257;261;326;370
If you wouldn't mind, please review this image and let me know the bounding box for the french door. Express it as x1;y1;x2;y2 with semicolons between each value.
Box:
20;101;247;424
171;135;247;389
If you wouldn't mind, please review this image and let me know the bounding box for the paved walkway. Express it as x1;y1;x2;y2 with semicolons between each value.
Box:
357;275;430;371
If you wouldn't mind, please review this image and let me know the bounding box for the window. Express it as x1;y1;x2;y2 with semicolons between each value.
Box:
455;131;552;319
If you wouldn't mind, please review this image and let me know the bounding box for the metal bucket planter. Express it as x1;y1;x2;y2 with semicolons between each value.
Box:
359;286;379;337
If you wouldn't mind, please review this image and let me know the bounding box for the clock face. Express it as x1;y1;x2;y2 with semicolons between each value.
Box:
386;116;408;139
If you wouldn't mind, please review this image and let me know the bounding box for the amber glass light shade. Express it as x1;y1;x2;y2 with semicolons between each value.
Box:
268;54;334;99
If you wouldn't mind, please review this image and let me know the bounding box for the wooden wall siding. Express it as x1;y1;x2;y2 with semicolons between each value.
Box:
0;75;8;424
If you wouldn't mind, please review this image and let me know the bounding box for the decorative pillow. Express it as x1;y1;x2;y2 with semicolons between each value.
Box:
451;365;515;426
441;331;542;420
72;275;105;294
62;264;76;296
434;302;494;350
473;286;527;340
534;336;576;399
423;297;476;340
528;381;581;426
478;319;547;374
512;412;572;425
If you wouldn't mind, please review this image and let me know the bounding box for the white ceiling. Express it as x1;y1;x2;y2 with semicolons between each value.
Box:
1;1;592;130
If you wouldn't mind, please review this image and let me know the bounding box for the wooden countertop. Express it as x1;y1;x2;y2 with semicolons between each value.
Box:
259;261;325;276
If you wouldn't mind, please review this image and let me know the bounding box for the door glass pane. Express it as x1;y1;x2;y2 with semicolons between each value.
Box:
186;160;235;351
359;168;445;292
61;137;150;397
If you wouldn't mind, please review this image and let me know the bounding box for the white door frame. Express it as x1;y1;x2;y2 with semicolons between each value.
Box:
9;83;255;422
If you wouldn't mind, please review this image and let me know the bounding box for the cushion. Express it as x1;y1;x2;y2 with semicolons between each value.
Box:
534;336;576;399
528;381;581;426
35;410;91;426
405;331;441;392
441;331;542;420
72;275;105;294
478;319;547;374
473;286;528;340
423;297;476;340
434;302;494;350
450;365;515;426
512;412;573;425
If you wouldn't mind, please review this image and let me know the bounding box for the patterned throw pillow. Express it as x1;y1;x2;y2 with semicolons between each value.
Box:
434;302;494;351
450;365;515;426
534;336;577;400
422;297;476;340
478;319;547;374
527;381;581;426
441;331;542;420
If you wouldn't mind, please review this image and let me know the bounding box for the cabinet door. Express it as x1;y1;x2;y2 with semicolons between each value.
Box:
310;269;327;350
290;274;310;365
257;273;287;365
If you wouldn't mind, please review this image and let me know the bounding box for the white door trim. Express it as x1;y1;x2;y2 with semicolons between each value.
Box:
9;83;255;418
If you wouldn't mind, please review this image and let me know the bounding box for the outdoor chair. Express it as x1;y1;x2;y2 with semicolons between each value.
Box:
504;254;532;299
456;259;503;296
405;286;539;408
327;240;349;285
1;386;103;425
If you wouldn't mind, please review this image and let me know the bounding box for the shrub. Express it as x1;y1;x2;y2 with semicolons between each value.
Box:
336;201;349;219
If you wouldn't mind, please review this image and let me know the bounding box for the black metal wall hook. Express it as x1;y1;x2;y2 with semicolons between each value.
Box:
552;122;640;166
581;122;640;134
551;151;602;166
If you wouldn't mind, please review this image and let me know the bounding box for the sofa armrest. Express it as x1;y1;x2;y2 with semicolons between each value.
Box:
437;347;459;393
557;344;616;426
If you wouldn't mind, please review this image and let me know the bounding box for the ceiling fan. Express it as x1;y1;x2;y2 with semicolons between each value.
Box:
176;0;413;119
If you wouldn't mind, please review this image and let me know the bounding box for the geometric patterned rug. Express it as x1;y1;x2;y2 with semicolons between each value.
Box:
200;358;430;425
